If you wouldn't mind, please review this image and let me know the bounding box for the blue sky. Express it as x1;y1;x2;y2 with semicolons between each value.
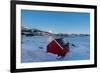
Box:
21;10;90;34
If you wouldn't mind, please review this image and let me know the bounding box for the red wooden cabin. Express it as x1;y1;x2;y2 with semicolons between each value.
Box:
47;38;69;57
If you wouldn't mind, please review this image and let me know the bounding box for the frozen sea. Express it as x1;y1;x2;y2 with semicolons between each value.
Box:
21;35;90;63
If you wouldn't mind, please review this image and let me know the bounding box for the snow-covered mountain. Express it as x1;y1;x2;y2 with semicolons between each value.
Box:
21;26;90;37
21;26;52;36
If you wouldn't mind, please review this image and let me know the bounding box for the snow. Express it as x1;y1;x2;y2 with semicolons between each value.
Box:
21;35;90;63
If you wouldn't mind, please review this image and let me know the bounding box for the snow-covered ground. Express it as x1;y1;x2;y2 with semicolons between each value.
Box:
21;35;90;63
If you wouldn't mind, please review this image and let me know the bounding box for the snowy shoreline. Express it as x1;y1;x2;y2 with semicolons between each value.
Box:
21;35;90;63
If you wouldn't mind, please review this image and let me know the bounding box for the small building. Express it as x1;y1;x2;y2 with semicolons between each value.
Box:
47;38;70;57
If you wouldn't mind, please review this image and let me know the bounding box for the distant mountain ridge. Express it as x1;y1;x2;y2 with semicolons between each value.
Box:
21;26;52;36
21;26;90;36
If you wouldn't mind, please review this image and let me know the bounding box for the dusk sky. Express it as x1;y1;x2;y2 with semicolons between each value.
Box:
21;10;90;34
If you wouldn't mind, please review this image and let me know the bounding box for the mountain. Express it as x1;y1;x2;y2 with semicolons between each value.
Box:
21;26;90;37
21;26;53;36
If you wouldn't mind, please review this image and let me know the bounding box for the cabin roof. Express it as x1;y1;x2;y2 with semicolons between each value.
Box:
55;38;65;48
